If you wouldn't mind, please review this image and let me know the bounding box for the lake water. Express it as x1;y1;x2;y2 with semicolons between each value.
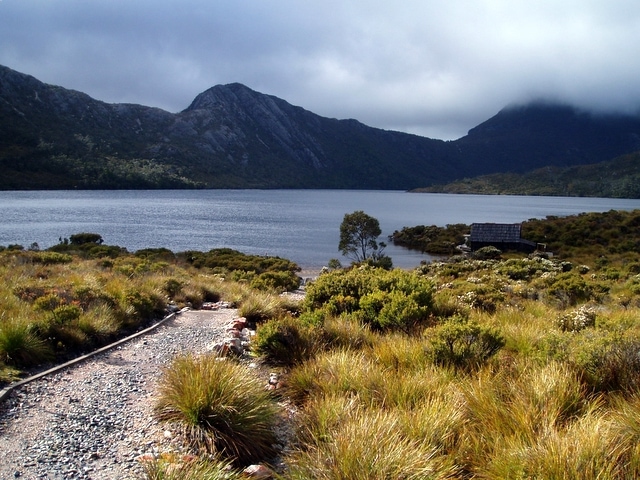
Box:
1;190;639;271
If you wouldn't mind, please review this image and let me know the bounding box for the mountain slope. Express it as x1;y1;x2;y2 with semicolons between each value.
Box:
454;103;640;176
1;65;640;190
412;151;640;198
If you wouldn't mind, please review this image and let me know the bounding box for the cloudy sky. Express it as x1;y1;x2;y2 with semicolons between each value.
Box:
2;0;640;140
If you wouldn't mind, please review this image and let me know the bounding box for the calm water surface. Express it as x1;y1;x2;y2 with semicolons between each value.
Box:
1;190;639;270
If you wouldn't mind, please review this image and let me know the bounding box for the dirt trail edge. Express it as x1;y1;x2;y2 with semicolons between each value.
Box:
0;308;237;480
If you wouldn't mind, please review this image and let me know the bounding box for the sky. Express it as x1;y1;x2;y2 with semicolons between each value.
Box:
1;1;640;140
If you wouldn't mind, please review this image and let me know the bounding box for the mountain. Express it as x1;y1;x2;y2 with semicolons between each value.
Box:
2;64;640;190
453;102;640;176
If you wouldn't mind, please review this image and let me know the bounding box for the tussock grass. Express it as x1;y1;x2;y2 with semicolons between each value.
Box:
154;354;279;465
285;404;457;480
320;314;376;351
367;331;431;371
237;291;283;323
141;455;242;480
286;349;385;405
0;316;52;367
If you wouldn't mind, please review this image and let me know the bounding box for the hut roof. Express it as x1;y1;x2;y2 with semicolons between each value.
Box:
470;223;522;243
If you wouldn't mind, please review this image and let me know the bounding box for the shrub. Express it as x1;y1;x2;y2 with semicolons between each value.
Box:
428;316;505;370
250;270;300;293
32;252;73;265
555;305;596;332
154;354;279;465
69;232;104;245
545;272;594;307
254;316;318;366
304;268;434;332
575;338;640;393
163;278;184;297
473;246;502;260
52;304;82;324
123;290;164;321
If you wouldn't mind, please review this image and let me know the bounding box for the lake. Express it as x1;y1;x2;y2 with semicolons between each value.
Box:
1;190;639;271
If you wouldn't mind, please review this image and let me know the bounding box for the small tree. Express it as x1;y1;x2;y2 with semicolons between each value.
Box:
339;211;389;266
69;233;104;245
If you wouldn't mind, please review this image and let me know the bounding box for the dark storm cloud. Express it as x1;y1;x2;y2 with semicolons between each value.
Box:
2;0;639;140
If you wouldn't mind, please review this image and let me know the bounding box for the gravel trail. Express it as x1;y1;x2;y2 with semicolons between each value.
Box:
0;308;238;480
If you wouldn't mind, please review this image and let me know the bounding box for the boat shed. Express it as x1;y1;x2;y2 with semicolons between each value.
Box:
469;223;537;253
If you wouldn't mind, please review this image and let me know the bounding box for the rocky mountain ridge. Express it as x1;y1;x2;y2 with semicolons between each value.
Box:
2;64;640;189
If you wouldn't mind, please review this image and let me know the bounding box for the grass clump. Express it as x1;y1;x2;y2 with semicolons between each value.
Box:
0;317;52;367
140;454;242;480
285;404;457;480
154;354;279;465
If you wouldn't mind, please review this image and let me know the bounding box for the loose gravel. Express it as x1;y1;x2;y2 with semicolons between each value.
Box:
0;308;239;480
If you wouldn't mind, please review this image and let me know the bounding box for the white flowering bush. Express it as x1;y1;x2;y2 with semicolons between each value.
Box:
555;305;596;332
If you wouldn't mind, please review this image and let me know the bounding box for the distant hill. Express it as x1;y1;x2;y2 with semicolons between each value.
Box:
2;64;640;190
413;151;640;198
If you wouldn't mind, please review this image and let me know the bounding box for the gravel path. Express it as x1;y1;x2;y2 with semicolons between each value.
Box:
0;308;240;480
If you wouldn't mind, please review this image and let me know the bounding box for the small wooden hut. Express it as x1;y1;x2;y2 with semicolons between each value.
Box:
469;223;537;253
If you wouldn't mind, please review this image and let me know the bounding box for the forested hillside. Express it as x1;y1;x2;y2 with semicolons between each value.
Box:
414;151;640;198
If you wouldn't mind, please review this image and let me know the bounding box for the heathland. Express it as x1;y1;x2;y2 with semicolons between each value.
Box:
2;209;640;478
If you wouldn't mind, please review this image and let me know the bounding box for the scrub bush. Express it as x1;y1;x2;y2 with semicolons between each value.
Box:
427;316;505;370
254;315;318;366
304;267;434;332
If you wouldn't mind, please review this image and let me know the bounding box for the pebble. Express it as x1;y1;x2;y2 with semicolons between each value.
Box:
0;309;236;480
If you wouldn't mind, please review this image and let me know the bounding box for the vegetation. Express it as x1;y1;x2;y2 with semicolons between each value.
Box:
338;210;392;268
414;151;640;198
392;209;640;263
5;65;640;191
5;207;640;477
391;223;469;255
154;354;278;465
247;209;640;478
0;236;301;383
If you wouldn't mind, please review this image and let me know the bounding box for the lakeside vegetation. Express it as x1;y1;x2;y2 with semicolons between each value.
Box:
392;209;640;262
412;151;640;198
0;235;300;384
3;209;640;478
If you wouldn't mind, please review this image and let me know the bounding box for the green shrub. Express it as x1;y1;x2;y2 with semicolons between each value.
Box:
304;268;434;332
163;278;184;297
69;232;104;245
428;316;505;370
52;304;82;324
250;270;300;292
545;272;594;306
32;252;73;265
33;293;63;312
254;316;318;366
123;290;164;321
154;354;279;465
473;246;502;260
